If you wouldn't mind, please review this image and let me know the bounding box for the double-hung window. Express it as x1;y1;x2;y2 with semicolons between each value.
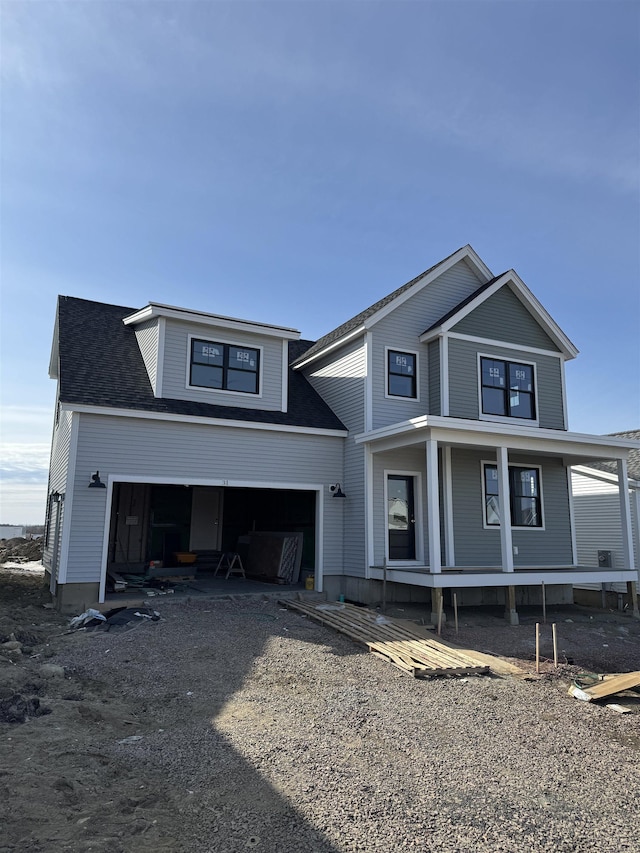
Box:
190;339;260;394
387;350;417;398
483;464;543;528
480;357;535;420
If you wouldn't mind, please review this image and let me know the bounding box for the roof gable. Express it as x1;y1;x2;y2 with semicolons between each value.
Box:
420;270;579;359
292;245;492;368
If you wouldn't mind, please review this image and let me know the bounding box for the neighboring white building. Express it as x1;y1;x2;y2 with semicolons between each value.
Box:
0;525;26;539
571;430;640;608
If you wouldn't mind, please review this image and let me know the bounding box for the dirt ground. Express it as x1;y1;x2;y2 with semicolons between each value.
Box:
1;565;639;852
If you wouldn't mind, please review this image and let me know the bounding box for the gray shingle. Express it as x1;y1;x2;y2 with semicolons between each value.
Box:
583;430;640;481
56;296;346;432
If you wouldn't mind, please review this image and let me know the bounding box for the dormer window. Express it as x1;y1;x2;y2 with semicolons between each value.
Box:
387;349;418;399
190;338;260;394
480;357;536;420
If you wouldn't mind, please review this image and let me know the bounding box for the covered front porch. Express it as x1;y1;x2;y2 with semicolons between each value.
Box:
356;415;639;620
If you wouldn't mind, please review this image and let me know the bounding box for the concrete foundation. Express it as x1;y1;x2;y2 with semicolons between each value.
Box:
573;585;640;616
53;582;101;615
323;575;432;606
324;576;573;612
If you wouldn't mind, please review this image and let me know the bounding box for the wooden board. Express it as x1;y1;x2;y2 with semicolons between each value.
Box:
281;600;489;678
569;671;640;702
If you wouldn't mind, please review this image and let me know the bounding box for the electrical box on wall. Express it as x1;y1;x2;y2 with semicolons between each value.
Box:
597;550;613;568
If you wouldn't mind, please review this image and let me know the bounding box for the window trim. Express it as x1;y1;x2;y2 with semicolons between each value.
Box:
186;334;264;398
385;346;420;401
481;460;545;531
477;352;539;426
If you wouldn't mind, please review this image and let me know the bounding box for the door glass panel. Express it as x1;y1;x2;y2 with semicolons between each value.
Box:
387;475;416;560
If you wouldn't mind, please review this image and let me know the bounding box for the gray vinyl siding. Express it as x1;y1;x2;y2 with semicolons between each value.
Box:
372;446;429;566
370;259;485;430
448;338;565;429
162;319;284;411
43;408;72;570
134;319;160;394
304;337;365;433
428;341;441;416
571;471;639;591
305;338;366;575
64;414;344;584
451;449;573;567
452;285;561;351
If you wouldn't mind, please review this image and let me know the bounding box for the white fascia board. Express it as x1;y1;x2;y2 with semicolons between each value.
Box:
60;403;347;438
292;326;366;371
48;315;60;379
354;415;640;458
365;245;493;331
368;567;638;589
444;332;565;359
419;272;579;360
123;303;300;340
572;464;640;490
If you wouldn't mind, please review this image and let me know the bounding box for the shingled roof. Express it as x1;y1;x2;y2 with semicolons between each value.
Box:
291;246;469;366
582;430;640;481
55;296;346;432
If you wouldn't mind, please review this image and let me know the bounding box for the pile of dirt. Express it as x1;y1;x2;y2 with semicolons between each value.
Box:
0;537;43;564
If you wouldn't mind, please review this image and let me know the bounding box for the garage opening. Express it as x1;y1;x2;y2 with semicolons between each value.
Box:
106;483;316;594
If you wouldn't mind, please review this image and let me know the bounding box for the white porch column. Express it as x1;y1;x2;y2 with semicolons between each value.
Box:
426;438;441;573
618;459;636;573
497;446;514;573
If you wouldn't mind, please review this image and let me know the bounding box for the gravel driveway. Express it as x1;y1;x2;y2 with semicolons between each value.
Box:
1;568;639;853
39;595;639;853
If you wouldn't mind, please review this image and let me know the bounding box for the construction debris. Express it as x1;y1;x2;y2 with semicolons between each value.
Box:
569;671;640;702
281;599;490;678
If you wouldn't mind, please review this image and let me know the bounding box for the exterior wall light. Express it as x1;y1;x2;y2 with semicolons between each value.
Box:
88;471;106;489
330;483;346;498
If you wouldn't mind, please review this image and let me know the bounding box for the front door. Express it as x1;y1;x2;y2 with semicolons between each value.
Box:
387;475;416;560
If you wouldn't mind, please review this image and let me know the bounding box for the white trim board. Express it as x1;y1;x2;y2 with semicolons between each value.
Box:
60;403;348;438
98;475;326;603
383;468;425;565
384;345;420;402
444;331;564;359
123;302;300;339
368;566;638;589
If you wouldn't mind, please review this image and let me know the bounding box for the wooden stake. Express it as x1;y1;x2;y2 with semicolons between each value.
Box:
437;594;443;636
541;581;546;624
535;622;540;673
552;622;558;668
382;560;387;614
453;592;458;635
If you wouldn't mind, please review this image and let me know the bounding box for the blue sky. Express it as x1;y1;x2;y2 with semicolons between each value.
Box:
1;0;639;523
